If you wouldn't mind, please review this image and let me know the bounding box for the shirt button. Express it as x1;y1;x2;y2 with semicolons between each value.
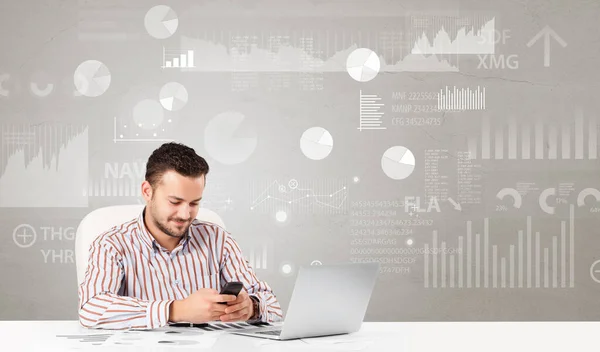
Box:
174;279;180;285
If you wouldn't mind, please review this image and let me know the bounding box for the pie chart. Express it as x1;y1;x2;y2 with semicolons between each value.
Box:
346;48;381;82
381;146;416;180
144;5;178;39
73;60;111;97
204;111;258;165
159;82;188;111
300;127;333;160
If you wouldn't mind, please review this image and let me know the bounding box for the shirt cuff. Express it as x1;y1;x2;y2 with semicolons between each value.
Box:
147;300;175;329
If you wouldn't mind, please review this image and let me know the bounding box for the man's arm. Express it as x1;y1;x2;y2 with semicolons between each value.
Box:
78;237;174;330
219;231;284;323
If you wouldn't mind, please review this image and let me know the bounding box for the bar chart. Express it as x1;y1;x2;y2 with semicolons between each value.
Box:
85;177;142;197
162;47;195;68
438;86;486;111
248;245;268;270
358;90;386;131
467;112;597;160
424;204;575;288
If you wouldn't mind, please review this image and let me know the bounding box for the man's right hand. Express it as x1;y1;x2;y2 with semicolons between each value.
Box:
169;288;237;323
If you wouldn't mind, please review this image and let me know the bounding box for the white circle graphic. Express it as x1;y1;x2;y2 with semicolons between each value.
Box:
13;224;37;248
300;127;333;160
159;82;188;111
204;111;258;165
346;48;381;82
144;5;179;39
381;146;416;180
133;99;164;130
74;60;111;97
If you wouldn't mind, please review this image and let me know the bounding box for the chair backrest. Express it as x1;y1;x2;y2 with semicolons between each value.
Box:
74;204;226;286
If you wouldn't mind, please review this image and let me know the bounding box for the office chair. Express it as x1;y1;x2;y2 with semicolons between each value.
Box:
74;204;226;287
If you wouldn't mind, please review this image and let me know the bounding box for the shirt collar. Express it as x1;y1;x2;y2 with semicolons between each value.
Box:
137;207;191;252
137;207;157;251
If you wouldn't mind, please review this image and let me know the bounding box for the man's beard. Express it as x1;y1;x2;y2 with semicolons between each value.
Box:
154;217;189;238
149;203;190;238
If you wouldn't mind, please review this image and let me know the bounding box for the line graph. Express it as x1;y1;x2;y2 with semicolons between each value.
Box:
177;14;467;73
0;123;88;207
250;178;348;215
113;116;174;143
410;16;495;55
180;32;459;73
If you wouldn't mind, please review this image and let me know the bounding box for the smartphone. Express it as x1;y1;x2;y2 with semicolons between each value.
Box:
218;281;243;304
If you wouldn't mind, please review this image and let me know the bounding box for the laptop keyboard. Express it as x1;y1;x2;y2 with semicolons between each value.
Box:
255;330;282;336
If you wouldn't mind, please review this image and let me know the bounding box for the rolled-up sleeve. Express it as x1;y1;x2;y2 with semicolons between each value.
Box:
218;231;283;323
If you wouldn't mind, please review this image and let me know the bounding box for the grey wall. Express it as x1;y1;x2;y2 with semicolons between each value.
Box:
2;0;600;321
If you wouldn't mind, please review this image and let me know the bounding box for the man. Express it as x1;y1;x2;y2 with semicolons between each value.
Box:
78;142;283;329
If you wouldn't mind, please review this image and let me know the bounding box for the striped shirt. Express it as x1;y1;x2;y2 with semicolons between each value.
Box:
78;208;283;330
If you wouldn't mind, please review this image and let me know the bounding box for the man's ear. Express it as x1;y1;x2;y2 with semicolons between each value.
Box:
141;180;153;202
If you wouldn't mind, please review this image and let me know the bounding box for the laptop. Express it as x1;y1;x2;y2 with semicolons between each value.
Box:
231;262;380;341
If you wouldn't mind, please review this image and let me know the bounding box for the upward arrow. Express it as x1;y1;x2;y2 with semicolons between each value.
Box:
526;25;567;67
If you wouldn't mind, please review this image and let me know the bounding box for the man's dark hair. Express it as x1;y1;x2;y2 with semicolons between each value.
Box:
145;142;209;188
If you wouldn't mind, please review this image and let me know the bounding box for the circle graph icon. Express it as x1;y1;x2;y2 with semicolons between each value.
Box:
73;60;111;97
13;224;37;248
346;48;381;82
159;82;188;111
300;127;333;160
204;111;258;165
381;146;416;180
144;5;178;39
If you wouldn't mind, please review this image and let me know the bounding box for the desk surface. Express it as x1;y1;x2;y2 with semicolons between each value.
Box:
0;321;597;351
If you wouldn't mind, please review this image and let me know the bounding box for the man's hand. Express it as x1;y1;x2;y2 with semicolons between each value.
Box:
169;288;237;323
220;289;254;322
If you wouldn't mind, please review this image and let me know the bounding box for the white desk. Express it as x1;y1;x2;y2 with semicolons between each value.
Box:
0;321;597;351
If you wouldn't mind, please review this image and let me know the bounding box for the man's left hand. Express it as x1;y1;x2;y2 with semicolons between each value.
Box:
219;289;254;322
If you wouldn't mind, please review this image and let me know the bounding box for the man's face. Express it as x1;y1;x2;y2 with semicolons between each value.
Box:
146;170;205;238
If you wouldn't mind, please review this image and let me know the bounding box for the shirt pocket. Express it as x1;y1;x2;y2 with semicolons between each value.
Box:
196;272;220;291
